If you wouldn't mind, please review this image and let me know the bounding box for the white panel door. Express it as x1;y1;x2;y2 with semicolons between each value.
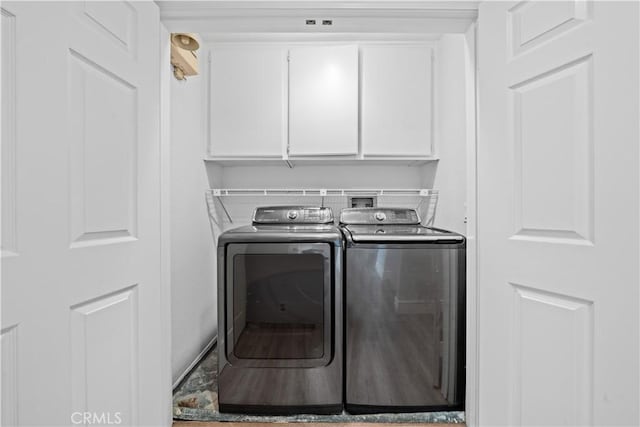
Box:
289;45;358;156
361;44;433;157
477;1;638;426
1;2;169;426
209;45;287;157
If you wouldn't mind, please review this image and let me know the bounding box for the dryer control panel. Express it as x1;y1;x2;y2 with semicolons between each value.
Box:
253;206;334;224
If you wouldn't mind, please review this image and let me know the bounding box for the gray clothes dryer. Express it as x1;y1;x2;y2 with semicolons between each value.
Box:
340;208;466;414
217;206;343;415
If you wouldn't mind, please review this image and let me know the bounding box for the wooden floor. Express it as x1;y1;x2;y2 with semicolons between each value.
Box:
174;423;463;427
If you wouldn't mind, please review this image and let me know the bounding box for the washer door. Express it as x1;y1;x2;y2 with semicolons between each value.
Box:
225;242;333;368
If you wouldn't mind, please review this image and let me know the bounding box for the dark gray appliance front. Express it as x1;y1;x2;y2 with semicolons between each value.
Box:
341;208;466;414
216;207;343;415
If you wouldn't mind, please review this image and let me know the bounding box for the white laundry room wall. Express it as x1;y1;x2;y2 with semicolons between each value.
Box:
215;164;424;189
170;68;218;384
428;34;469;235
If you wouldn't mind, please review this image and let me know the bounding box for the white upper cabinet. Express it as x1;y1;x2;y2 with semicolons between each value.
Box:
206;42;437;163
288;45;359;156
361;44;434;157
209;45;287;157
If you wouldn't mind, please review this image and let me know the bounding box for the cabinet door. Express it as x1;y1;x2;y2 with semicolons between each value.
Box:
289;45;358;156
209;45;287;157
361;45;433;156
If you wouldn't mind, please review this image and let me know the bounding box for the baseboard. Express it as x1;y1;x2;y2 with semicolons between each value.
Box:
172;335;217;391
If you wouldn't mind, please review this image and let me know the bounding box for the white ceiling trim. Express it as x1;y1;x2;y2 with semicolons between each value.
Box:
199;32;444;43
158;1;478;35
158;1;480;15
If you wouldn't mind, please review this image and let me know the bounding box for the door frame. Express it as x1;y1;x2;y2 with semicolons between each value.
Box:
464;20;479;427
159;2;482;423
160;23;174;425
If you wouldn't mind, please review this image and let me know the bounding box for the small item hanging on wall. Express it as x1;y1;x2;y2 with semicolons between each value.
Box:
170;33;200;81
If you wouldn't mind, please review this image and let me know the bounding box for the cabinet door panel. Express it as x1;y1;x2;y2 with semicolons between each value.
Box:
289;45;358;156
361;45;433;156
209;46;286;157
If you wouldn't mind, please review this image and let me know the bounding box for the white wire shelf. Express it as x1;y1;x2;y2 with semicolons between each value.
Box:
205;188;439;245
209;188;437;197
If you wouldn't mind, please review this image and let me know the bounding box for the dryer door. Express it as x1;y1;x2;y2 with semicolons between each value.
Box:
225;242;333;368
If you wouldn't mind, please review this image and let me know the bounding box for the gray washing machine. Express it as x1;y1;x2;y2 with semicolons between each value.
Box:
340;207;466;414
217;206;343;415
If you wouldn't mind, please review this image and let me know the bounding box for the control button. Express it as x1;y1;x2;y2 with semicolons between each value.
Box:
287;210;298;220
375;211;386;222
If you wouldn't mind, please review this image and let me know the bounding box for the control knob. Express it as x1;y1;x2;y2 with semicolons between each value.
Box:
374;211;386;222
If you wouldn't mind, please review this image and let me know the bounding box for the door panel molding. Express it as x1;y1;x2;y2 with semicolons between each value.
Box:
509;283;593;426
70;285;139;426
507;0;591;58
510;55;594;245
68;48;139;248
1;7;18;258
1;324;19;426
83;1;137;57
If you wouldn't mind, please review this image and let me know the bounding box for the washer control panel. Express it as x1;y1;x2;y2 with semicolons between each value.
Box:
253;206;334;224
340;208;420;225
